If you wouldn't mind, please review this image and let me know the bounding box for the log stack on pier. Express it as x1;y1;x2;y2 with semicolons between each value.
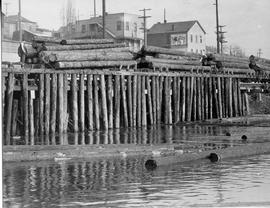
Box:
18;36;137;70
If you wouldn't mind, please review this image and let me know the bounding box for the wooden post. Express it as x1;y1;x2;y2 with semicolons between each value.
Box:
127;76;133;127
198;77;202;121
244;92;250;116
100;74;108;130
141;76;147;127
71;74;78;132
217;77;222;119
168;77;172;124
221;77;226;117
155;76;160;124
44;74;50;136
58;74;64;134
93;74;100;130
132;75;137;127
5;73;14;145
22;73;29;144
87;74;93;130
158;76;164;123
209;77;213;119
233;78;238;117
121;75;128;127
193;77;197;121
50;74;57;134
201;77;205;121
152;76;157;124
213;77;219;119
63;73;68;132
107;75;113;129
164;76;169;124
237;79;242;116
146;76;153;125
229;77;233;118
205;77;209;120
137;75;142;127
181;77;186;122
173;77;179;123
39;74;44;135
114;75;120;128
33;99;39;136
187;77;194;122
79;74;85;131
11;99;19;137
29;95;34;145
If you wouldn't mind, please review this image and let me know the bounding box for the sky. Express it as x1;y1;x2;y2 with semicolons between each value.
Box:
2;0;270;58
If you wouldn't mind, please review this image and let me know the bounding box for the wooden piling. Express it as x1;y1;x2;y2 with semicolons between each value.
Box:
127;76;133;127
205;77;209;120
121;75;128;127
79;74;85;131
29;95;34;145
93;74;100;130
217;77;222;119
209;77;213;119
137;75;142;127
158;76;164;123
87;74;93;130
232;78;238;116
229;78;233;117
193;77;197;121
237;79;243;116
23;73;29;143
107;75;113;129
141;76;147;127
58;74;64;134
221;77;226;118
132;75;137;127
11;99;19;137
71;74;78;132
100;74;108;130
5;73;14;145
181;77;186;122
201;77;205;121
50;74;57;134
152;76;157;124
213;77;219;119
63;73;68;132
114;75;120;128
44;74;50;136
187;77;194;122
39;74;44;135
146;76;153;125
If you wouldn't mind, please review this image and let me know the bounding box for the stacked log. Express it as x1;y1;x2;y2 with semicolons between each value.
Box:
18;36;136;70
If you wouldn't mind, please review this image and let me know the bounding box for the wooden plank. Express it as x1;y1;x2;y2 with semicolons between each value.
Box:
58;74;64;134
71;74;78;132
141;76;147;127
107;75;113;129
114;75;120;129
44;74;50;136
127;76;133;126
132;75;137;127
100;74;108;130
38;74;44;135
137;75;142;127
181;77;187;121
87;75;93;130
93;75;100;130
5;73;14;145
146;76;153;125
79;74;85;131
50;74;57;135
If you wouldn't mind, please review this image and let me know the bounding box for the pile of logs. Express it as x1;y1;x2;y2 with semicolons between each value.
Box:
18;36;137;69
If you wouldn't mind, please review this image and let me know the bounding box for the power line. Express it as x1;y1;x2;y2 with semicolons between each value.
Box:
139;8;151;47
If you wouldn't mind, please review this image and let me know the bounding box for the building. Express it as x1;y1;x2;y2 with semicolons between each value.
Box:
147;20;206;54
58;13;144;52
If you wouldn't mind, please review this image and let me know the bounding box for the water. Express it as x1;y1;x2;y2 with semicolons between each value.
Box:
3;121;270;207
3;154;270;207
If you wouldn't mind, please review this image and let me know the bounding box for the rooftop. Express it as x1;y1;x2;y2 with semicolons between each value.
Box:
5;15;37;24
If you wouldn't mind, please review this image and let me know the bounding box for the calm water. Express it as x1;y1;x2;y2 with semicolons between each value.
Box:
3;121;270;207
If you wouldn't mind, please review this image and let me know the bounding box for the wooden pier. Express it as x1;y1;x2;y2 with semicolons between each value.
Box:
2;67;268;145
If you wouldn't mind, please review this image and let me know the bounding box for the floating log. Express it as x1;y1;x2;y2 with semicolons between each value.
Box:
40;51;133;63
143;46;202;58
55;60;137;69
44;43;126;51
33;36;62;44
145;142;270;169
145;56;202;66
60;38;115;45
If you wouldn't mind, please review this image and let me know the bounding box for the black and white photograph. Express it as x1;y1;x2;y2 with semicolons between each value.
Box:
1;0;270;207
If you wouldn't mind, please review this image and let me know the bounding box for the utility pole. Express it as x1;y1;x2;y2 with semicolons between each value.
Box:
218;25;227;54
102;0;106;38
257;48;262;58
94;0;96;17
214;0;220;53
18;0;22;42
139;8;151;47
4;3;10;16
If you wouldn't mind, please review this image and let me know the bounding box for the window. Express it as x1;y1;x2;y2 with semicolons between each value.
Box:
195;35;198;43
81;25;86;33
117;21;122;31
126;22;130;31
200;35;202;43
190;34;193;43
89;24;96;32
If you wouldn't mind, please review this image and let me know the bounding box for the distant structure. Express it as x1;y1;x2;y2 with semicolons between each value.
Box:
57;13;144;52
147;20;206;54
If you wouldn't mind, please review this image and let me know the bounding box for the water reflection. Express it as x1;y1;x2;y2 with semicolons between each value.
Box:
3;154;270;207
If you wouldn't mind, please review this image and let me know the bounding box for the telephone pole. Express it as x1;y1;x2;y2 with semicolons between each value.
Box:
214;0;220;53
139;8;151;47
18;0;22;42
93;0;96;17
102;0;106;38
218;25;227;54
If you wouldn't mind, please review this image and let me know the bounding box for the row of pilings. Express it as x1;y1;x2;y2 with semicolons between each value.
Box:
2;69;250;145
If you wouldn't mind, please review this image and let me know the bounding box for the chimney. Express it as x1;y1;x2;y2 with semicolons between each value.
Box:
164;8;167;23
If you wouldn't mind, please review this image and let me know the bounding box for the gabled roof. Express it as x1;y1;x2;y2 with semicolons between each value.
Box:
5;15;36;24
148;20;206;34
